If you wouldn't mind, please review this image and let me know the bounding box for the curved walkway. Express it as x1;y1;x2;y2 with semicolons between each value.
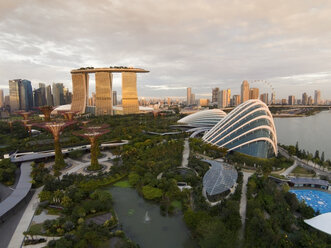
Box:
0;162;32;222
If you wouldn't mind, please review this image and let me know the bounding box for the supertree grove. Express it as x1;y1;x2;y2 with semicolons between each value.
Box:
33;121;76;170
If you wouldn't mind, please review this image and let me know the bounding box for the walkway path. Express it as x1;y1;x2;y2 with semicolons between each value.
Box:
63;151;116;176
239;172;253;241
180;138;190;168
278;147;330;179
280;160;298;176
8;187;43;248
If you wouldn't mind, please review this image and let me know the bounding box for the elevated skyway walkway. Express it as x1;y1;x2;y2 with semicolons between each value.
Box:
0;162;32;222
9;140;129;163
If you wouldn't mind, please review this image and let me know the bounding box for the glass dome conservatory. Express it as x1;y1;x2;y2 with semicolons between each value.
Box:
177;109;227;128
202;99;278;158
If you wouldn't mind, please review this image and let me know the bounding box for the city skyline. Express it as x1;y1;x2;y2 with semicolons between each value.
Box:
1;1;331;98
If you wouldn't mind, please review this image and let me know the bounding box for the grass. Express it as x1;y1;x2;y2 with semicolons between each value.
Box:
28;223;44;235
171;200;182;210
46;208;62;215
291;166;315;175
113;180;131;188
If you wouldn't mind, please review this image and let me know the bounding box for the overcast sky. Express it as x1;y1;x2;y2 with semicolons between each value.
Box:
1;0;331;99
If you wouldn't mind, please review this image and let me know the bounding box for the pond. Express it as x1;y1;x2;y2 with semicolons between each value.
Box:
106;186;197;248
289;189;331;214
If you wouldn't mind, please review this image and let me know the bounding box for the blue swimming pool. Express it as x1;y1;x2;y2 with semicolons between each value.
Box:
289;189;331;214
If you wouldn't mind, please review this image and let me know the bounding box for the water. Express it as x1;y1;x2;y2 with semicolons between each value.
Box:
274;111;331;160
107;186;197;248
289;189;331;214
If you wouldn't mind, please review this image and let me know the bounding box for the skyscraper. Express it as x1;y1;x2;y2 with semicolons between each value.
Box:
46;85;53;106
288;95;296;105
191;93;195;105
271;93;276;105
226;89;231;106
218;90;227;108
20;80;33;110
212;88;219;103
9;79;21;111
249;88;259;99
0;89;4;107
113;91;117;106
302;92;308;105
39;83;47;106
187;88;192;105
241;80;249;103
34;88;43;107
260;93;269;105
52;83;64;106
232;95;241;106
314;90;321;105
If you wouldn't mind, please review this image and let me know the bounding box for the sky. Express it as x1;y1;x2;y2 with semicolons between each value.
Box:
1;0;331;100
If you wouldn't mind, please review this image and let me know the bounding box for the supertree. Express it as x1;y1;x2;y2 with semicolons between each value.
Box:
74;127;109;171
26;124;33;136
7;120;14;132
21;119;29;129
58;111;77;121
38;106;54;122
81;120;90;127
16;111;33;120
33;121;76;170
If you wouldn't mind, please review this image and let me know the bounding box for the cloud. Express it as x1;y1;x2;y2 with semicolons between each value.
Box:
0;0;331;99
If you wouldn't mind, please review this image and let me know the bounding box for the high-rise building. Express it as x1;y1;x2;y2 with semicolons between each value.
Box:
302;92;308;105
4;95;10;108
281;99;287;105
113;91;117;106
187;88;192;105
0;89;4;107
260;93;268;105
199;99;209;107
249;88;259;99
218;90;228;108
232;95;241;106
52;83;64;106
46;85;53;106
39;83;47;106
308;96;313;105
212;88;219;103
191;93;195;105
9;79;21;111
288;95;296;105
314;90;321;105
19;80;33;111
241;80;250;103
34;88;43;107
271;93;276;105
226;89;231;106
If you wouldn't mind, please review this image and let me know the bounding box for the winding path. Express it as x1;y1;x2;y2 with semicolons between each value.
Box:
180;138;190;168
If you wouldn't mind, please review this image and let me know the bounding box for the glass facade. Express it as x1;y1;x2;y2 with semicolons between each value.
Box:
178;109;227;127
203;99;277;158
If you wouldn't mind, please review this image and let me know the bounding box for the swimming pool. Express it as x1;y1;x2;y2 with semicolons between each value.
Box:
289;189;331;214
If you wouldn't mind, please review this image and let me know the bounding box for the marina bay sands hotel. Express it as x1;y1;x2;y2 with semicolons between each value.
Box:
70;67;149;115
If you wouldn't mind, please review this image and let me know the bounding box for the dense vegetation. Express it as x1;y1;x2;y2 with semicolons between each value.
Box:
0;158;17;185
244;175;331;247
29;170;136;248
280;142;331;169
227;151;294;173
183;171;243;248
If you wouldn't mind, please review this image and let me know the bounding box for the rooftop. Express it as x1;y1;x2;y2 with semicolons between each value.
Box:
71;67;149;74
202;159;238;196
290;178;329;187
